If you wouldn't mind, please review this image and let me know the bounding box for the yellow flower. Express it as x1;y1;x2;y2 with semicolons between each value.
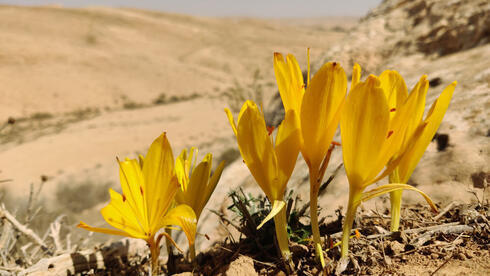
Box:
274;51;347;267
78;133;197;274
339;73;438;258
384;73;457;231
174;147;225;260
225;100;300;264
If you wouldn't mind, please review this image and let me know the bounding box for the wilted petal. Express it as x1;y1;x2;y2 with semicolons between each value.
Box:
357;183;437;212
257;200;286;229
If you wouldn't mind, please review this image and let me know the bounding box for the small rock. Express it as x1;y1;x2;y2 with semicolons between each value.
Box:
435;133;450;151
430;253;439;259
173;273;193;276
388;241;405;255
429;77;442;87
470;171;489;189
225;255;257;276
457;253;467;260
290;243;308;257
465;251;474;259
384;255;392;265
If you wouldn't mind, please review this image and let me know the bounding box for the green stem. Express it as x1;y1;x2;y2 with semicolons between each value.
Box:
309;181;325;268
389;190;403;232
273;205;293;271
389;172;403;232
341;189;361;258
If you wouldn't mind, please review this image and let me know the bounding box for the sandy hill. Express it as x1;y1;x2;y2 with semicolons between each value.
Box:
0;5;354;119
0;5;355;197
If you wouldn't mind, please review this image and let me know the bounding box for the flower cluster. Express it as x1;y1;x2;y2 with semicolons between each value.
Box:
78;133;224;273
226;50;456;265
78;49;456;272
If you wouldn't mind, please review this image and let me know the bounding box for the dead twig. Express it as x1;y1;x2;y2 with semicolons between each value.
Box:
410;224;474;247
0;265;22;272
433;201;458;221
48;215;66;254
0;205;47;250
20;238;147;276
366;222;460;240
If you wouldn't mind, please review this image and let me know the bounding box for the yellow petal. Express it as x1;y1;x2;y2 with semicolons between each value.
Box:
372;122;427;184
257;200;286;229
396;81;456;182
398;75;428;153
351;63;361;90
274;52;304;115
379;70;408;112
340;75;389;187
77;221;138;239
186;159;211;218
201;160;225;217
366;76;422;183
161;204;197;245
138;154;144;169
100;189;148;239
175;148;190;192
236;101;278;200
225;108;238;136
301;61;347;169
274;110;301;196
142;133;178;233
356;183;437;212
117;159;148;231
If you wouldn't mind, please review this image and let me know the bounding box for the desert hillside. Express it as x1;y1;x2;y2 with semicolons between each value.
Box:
0;5;354;119
0;5;355;197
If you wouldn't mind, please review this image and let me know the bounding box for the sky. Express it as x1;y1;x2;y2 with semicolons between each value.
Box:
0;0;383;17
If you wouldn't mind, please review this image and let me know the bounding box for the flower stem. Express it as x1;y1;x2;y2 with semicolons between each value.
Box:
148;239;160;275
273;205;293;271
309;182;325;268
389;190;403;232
189;243;196;262
341;189;361;258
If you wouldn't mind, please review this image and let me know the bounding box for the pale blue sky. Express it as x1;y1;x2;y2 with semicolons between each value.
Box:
0;0;382;17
